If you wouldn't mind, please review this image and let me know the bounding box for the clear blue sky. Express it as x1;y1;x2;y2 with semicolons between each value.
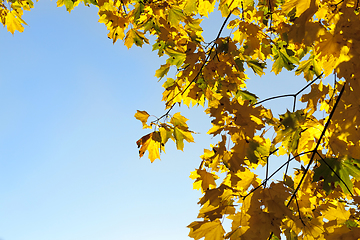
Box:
0;2;316;240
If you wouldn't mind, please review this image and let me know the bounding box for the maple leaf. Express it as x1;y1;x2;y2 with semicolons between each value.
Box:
170;112;195;150
124;29;148;49
168;6;184;27
322;202;350;225
57;0;79;12
165;48;186;68
136;131;162;162
5;10;26;34
134;110;151;129
281;0;312;17
155;64;170;79
246;60;266;76
272;45;299;75
313;157;360;195
188;219;225;240
274;110;306;154
190;169;218;193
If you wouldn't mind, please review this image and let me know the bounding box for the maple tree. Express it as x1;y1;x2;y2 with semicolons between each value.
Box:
4;0;360;239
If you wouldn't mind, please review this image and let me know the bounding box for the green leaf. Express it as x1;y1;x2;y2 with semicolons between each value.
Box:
152;40;166;57
272;46;299;75
284;229;298;240
173;127;194;150
165;48;186;68
313;157;360;195
274;110;306;153
168;6;184;27
234;58;245;72
183;0;197;15
235;90;258;103
57;0;78;12
246;139;270;164
155;64;170;79
170;112;189;129
124;29;148;49
295;54;321;81
163;78;175;89
246;60;266;76
133;1;144;23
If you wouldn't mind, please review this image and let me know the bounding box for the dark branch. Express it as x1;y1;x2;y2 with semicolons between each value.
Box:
316;152;354;196
286;82;346;208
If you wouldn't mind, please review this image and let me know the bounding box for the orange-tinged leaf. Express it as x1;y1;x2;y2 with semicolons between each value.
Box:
136;133;152;158
188;219;225;240
136;132;161;162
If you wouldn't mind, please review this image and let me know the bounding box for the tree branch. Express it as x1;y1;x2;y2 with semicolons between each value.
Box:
286;82;346;208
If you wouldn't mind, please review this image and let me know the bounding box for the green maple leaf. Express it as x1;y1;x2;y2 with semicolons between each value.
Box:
57;0;78;12
272;45;299;75
313;157;360;195
168;6;184;27
165;48;186;68
173;127;194;150
274;110;306;153
246;59;266;76
155;64;170;79
133;1;145;23
295;54;321;81
235;89;258;104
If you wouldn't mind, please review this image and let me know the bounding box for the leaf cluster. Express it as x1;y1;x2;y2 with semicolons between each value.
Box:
7;0;360;239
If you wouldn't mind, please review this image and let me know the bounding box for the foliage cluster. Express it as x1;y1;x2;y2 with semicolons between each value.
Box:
4;0;360;239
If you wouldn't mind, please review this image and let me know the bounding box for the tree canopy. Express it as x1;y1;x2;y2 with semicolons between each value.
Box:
4;0;360;239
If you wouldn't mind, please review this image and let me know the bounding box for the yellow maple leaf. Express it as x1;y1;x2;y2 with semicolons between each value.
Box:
190;169;218;193
323;202;350;225
136;132;161;162
5;10;26;34
188;219;225;240
134;110;151;129
282;0;312;17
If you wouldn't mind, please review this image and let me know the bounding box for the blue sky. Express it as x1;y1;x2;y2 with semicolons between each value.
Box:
0;2;317;240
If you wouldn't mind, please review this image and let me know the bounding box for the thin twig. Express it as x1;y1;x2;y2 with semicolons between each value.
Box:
151;103;176;123
285;82;346;208
241;150;313;199
295;195;306;226
254;73;323;106
165;9;234;107
315;152;354;196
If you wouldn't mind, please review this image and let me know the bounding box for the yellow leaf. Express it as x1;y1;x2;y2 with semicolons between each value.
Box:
136;132;161;162
281;0;312;17
190;169;218;192
188;219;225;240
197;0;215;17
173;127;194;150
124;29;148;49
170;112;189;129
134;110;151;129
5;11;26;34
323;202;350;225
